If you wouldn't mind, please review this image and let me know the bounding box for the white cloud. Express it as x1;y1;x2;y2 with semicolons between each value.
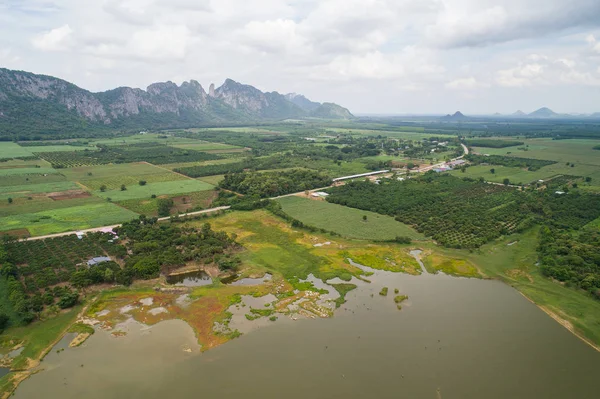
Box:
31;24;73;51
238;19;309;55
445;77;489;90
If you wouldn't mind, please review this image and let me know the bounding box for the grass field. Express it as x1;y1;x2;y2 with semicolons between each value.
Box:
0;181;79;199
61;162;169;181
0;173;66;187
160;158;242;170
0;167;58;176
197;175;225;185
0;196;102;218
277;196;425;240
0;202;138;236
0;143;34;159
473;138;600;166
94;179;214;201
80;172;187;191
28;145;94;153
0;159;52;169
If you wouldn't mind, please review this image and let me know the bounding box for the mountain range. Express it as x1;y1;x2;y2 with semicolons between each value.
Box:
440;108;600;120
0;68;353;137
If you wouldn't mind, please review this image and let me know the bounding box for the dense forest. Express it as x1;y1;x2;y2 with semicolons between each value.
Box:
465;139;524;148
0;217;238;328
219;169;332;198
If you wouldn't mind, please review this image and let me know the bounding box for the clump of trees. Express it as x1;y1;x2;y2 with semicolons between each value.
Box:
220;169;332;198
466;154;555;171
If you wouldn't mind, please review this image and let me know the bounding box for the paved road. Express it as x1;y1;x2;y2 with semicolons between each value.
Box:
24;143;472;241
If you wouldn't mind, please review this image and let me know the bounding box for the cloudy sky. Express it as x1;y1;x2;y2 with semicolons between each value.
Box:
1;0;600;115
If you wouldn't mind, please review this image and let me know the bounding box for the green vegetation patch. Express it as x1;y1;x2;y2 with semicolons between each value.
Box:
277;196;424;240
0;181;79;200
0;167;58;177
0;202;139;236
331;283;357;308
95;179;214;201
379;287;388;296
422;254;480;278
0;143;34;159
81;172;187;191
465;139;524;148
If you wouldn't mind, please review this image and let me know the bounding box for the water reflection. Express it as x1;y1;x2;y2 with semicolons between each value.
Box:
166;270;212;287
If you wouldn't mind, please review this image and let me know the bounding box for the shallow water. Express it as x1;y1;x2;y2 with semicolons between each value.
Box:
14;268;600;399
0;368;9;378
166;270;212;287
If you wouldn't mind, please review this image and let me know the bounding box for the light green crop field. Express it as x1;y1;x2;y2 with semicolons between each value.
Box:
28;145;95;153
0;196;102;217
94;179;213;201
0;181;79;199
170;142;241;151
197;175;225;185
61;162;168;181
473;138;600;166
277;196;426;241
0;167;58;176
0;202;138;236
0;159;52;169
0;142;34;159
80;172;187;191
0;173;66;187
89;133;202;146
323;128;446;141
160;158;243;170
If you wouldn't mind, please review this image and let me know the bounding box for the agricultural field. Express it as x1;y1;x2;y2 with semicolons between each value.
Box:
277;196;425;241
0;202;138;236
0;167;58;176
117;190;218;216
170;142;242;151
0;196;102;218
0;181;80;199
0;143;35;159
94;180;213;201
0;159;52;169
197;175;224;185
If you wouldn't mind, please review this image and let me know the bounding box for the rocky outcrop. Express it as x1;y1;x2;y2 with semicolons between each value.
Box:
0;67;354;136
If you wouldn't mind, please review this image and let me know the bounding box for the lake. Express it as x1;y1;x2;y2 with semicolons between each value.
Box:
13;267;600;399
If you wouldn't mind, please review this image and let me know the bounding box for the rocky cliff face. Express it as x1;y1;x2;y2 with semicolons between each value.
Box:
0;68;354;137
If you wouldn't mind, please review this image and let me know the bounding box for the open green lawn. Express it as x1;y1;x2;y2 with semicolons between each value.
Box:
94;179;213;201
0;143;34;159
0;181;79;199
277;196;426;241
0;202;138;236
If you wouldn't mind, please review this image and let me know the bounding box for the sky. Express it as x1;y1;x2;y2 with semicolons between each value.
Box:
1;0;600;115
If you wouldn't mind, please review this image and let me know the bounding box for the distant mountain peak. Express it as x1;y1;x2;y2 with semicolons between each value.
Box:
441;111;468;121
513;110;526;116
529;107;558;118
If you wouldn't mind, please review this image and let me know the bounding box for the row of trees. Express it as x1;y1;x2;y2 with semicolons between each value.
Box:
219;169;332;198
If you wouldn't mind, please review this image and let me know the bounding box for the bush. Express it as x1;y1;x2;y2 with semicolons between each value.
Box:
139;180;147;186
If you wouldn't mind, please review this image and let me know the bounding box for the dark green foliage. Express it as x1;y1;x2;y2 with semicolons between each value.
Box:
36;143;220;168
0;312;9;332
326;174;534;248
465;139;524;148
220;169;332;198
157;198;174;217
139;180;147;186
593;145;600;150
466;154;555;171
539;226;600;298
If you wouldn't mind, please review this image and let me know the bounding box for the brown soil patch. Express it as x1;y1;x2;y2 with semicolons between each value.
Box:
48;190;91;201
0;228;30;238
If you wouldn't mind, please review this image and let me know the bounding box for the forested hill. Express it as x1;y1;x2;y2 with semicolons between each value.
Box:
0;68;354;139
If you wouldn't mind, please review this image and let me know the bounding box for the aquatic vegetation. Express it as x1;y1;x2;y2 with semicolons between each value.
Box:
331;283;357;308
423;254;480;278
379;287;388;296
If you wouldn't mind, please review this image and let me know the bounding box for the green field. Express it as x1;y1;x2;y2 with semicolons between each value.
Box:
0;142;35;159
0;173;66;187
0;202;139;236
473;138;600;166
117;190;216;216
61;162;171;182
95;179;214;201
28;145;94;153
170;142;242;151
277;196;425;240
80;172;187;191
0;159;52;169
0;196;102;218
0;167;58;176
0;181;79;199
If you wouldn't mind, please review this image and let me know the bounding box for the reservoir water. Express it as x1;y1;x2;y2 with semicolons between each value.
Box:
13;268;600;399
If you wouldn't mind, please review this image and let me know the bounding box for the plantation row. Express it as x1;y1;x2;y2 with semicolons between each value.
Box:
36;143;220;168
325;173;600;249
